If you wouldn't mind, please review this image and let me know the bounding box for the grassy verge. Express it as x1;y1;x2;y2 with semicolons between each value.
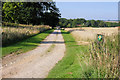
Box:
87;34;119;78
47;30;89;78
2;29;54;57
47;30;119;78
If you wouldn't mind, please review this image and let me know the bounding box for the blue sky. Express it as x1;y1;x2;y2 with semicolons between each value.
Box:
56;2;118;20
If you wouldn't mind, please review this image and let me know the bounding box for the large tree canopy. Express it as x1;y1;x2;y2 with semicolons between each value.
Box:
2;2;61;27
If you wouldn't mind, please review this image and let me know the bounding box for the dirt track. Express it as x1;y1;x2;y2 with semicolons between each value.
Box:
2;29;65;78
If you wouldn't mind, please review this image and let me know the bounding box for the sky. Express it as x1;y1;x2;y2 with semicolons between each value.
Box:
56;2;118;20
54;0;120;2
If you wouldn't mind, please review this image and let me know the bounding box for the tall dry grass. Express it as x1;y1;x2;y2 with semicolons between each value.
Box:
77;34;119;78
69;27;119;78
87;34;119;78
68;27;118;42
2;23;50;46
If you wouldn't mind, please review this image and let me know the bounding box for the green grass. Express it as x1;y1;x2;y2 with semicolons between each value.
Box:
2;29;54;57
47;44;55;52
47;29;119;78
47;30;90;78
47;30;119;78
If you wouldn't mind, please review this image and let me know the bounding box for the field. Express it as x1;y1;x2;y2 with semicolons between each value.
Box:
65;27;118;42
2;22;51;46
2;29;54;57
2;2;119;79
48;27;119;78
47;30;89;78
68;27;119;78
2;22;53;57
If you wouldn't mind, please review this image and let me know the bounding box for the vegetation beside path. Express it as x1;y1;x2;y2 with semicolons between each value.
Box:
47;29;119;78
47;30;89;78
2;22;51;47
2;29;54;57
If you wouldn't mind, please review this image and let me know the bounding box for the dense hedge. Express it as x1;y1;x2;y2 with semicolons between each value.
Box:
59;18;119;28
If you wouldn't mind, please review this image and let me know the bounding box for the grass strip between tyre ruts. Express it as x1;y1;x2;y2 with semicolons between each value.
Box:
47;30;90;78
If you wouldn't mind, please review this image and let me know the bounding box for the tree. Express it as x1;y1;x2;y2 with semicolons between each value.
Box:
2;2;61;27
85;20;91;27
72;20;77;27
2;2;24;23
90;20;97;27
98;21;106;27
67;23;71;28
58;18;118;28
78;18;86;24
41;12;60;28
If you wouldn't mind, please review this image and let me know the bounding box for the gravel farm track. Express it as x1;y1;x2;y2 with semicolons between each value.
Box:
2;29;66;78
1;27;119;78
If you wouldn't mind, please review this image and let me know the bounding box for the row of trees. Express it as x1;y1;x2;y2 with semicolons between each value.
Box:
2;2;61;28
59;18;119;28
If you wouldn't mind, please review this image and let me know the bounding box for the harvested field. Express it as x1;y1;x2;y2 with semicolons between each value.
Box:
65;27;118;42
64;27;119;78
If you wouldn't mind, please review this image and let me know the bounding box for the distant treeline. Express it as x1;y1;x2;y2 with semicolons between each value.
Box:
2;2;61;28
59;18;119;28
